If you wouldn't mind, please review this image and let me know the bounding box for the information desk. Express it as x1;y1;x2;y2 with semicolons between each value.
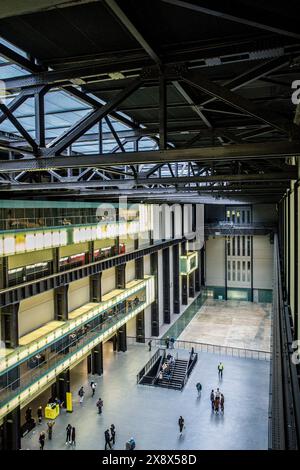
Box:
45;403;60;419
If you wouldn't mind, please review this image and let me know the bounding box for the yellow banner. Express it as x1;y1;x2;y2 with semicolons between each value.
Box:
66;392;73;413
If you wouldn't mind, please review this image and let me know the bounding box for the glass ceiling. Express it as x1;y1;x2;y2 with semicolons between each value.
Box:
0;37;157;155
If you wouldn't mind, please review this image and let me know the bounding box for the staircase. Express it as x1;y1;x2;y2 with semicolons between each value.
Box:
156;358;188;390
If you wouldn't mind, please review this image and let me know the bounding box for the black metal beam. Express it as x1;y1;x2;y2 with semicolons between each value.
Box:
0;102;38;153
162;0;300;40
1;141;299;171
0;172;295;192
181;70;298;135
103;0;161;65
44;78;142;155
0;43;42;73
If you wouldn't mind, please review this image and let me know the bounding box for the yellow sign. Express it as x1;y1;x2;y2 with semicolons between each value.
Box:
66;392;73;413
44;404;59;420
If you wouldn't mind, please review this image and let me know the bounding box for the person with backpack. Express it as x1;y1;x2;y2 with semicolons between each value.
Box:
196;382;202;397
178;416;185;435
210;389;215;411
37;406;43;424
90;381;97;397
66;423;72;445
220;393;225;414
128;437;136;450
110;424;116;446
78;386;85;404
39;431;46;450
71;426;76;446
104;429;112;450
96;397;103;414
47;421;55;440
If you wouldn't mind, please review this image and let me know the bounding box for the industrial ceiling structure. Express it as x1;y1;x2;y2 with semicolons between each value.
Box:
0;0;299;202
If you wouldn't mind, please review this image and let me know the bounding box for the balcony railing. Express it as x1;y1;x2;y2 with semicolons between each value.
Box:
0;276;155;419
180;251;198;275
0;220;152;257
0;276;153;374
127;336;271;361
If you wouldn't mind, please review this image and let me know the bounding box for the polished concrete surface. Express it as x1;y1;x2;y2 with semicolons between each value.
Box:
22;341;270;450
178;299;271;352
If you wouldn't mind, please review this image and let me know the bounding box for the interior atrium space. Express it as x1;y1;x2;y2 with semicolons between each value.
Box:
0;0;299;457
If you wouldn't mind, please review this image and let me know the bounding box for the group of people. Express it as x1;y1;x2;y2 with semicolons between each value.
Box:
66;423;76;446
104;424;116;450
210;388;225;414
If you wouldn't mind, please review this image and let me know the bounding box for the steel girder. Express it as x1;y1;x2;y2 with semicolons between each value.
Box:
0;141;299;172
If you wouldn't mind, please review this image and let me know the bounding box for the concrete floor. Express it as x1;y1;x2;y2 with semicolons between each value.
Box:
178;299;271;352
22;341;270;450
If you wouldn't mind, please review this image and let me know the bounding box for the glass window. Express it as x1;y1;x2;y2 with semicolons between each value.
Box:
242;236;245;256
227;261;231;281
247;236;251;256
232;261;236;281
232;237;235;256
237;236;240;256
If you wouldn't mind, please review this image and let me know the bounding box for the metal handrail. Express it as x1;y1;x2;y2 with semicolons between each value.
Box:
126;336;270;361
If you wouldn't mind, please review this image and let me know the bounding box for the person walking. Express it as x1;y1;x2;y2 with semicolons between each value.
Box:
90;381;97;397
214;395;220;414
71;426;76;446
39;431;45;450
210;389;215;411
148;339;152;352
170;337;175;349
37;406;43;424
196;382;202;397
178;416;185;435
218;362;224;378
96;397;103;414
66;423;72;445
47;421;55;440
78;386;85;404
110;424;116;446
165;336;170;349
220;393;225;414
104;429;112;450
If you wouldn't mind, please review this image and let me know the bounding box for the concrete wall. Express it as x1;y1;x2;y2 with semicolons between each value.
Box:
101;267;116;295
252;204;277;223
8;248;53;269
68;277;90;312
205;236;226;287
126;260;136;283
19;291;54;337
253;236;273;290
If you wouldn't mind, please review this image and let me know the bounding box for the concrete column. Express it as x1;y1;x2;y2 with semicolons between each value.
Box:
135;256;145;342
0;407;21;450
150;252;159;336
91;342;103;375
52;247;60;273
56;369;70;408
90;272;102;302
173;244;180;313
162;247;171;324
181;242;188;305
195;250;201;292
0;256;8;289
116;264;126;289
1;303;19;349
88;240;95;263
117;324;127;352
189;270;195;298
54;285;69;321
